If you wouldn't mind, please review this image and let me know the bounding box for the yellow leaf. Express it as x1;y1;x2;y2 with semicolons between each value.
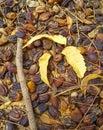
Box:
0;101;11;110
62;46;86;78
66;16;72;30
52;70;60;78
39;53;51;87
81;74;103;94
23;34;66;48
40;113;61;125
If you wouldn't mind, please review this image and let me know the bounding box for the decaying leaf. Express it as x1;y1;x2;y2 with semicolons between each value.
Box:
40;113;61;125
39;53;51;87
81;74;103;94
23;34;67;48
59;97;70;117
62;46;86;78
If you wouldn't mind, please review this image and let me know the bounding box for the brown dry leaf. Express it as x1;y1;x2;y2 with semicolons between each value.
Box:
96;33;103;41
81;74;103;94
39;53;51;87
99;125;103;130
66;16;73;30
23;34;67;48
56;18;66;26
48;0;54;4
59;97;69;116
35;5;46;13
77;46;86;54
62;46;86;78
24;24;36;32
40;113;61;125
39;12;51;21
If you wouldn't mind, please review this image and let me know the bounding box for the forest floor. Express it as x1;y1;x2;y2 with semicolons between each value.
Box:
0;0;103;130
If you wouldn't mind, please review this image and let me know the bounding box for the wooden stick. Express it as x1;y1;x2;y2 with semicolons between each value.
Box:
16;38;37;130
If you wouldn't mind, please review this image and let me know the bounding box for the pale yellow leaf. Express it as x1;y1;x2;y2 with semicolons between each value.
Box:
62;46;86;78
23;34;66;48
52;70;60;78
39;53;51;87
40;113;61;125
0;100;24;110
0;101;11;110
66;16;72;30
82;18;93;24
88;28;99;38
81;74;103;94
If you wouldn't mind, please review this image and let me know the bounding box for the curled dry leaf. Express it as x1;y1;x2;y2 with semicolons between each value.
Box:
81;74;103;94
62;46;86;78
40;113;61;125
39;53;51;87
23;34;67;48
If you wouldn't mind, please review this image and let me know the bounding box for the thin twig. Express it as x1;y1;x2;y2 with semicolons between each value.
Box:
54;85;80;97
75;91;99;130
81;32;101;67
75;10;80;45
16;38;37;130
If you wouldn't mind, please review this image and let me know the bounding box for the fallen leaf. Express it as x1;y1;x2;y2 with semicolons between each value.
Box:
0;99;24;110
77;46;86;54
59;97;69;116
66;16;73;30
26;0;39;7
82;18;93;24
81;74;103;94
39;53;51;87
24;24;36;32
40;113;61;125
62;46;86;78
23;34;66;48
88;28;99;38
0;101;11;110
52;70;60;78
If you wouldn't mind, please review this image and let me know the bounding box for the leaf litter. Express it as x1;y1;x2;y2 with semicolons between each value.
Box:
0;0;103;130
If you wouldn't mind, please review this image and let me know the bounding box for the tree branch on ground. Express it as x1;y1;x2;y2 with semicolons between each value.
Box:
16;38;37;130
